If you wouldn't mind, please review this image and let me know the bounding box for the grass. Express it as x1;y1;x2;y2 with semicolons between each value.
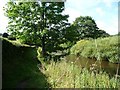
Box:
2;36;120;88
2;37;50;88
1;36;34;47
42;60;120;88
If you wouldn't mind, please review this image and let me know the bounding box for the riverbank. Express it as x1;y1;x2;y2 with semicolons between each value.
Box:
70;35;120;63
2;37;120;88
65;55;120;76
42;60;120;88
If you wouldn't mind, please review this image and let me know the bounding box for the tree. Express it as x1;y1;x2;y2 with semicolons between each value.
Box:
118;32;120;35
2;33;9;38
96;29;109;37
4;1;71;57
72;16;109;39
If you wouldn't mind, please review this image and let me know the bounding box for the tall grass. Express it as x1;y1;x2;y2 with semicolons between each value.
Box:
42;60;120;88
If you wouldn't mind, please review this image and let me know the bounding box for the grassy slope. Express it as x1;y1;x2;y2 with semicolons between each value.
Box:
2;37;50;88
2;36;120;88
70;36;120;63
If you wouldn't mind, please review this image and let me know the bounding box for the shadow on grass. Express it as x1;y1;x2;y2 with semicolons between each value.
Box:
2;38;51;88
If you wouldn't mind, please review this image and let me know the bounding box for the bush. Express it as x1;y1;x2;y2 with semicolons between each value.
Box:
70;36;120;63
2;33;9;38
70;40;89;55
8;35;16;40
37;47;44;62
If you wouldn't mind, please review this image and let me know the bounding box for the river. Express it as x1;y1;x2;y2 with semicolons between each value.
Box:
65;55;120;76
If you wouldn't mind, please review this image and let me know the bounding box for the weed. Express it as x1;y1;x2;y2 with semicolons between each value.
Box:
42;60;120;88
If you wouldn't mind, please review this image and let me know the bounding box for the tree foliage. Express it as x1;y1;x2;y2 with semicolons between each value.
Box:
72;16;109;39
96;29;109;37
4;1;73;56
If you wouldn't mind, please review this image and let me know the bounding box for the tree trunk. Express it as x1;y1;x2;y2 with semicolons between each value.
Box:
41;2;46;57
41;35;46;57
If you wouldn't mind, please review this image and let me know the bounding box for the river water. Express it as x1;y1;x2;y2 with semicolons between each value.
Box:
65;55;120;76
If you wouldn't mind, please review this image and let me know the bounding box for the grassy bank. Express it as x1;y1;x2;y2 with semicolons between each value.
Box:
2;36;120;88
2;37;50;88
42;60;120;88
70;36;120;63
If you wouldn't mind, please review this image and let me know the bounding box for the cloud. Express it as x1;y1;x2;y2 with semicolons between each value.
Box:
0;0;118;35
65;0;101;10
103;0;119;8
96;18;118;35
96;8;104;16
0;0;8;33
64;0;118;35
63;7;81;23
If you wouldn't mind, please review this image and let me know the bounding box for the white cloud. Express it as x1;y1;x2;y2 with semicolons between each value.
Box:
0;0;8;33
64;7;81;23
103;0;112;7
65;0;101;10
96;18;118;35
64;0;118;35
0;0;119;35
96;8;104;16
110;18;118;34
103;0;119;8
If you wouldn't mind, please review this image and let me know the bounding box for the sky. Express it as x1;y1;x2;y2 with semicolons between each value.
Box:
0;0;119;35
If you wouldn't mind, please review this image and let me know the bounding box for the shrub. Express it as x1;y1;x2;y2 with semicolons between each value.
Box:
2;33;9;38
70;40;89;55
70;36;120;63
37;47;44;62
8;35;16;40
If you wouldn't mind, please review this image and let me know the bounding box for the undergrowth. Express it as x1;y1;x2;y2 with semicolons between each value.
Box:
70;36;120;63
42;60;120;88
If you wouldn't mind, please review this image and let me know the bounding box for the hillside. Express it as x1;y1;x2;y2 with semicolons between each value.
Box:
2;37;50;88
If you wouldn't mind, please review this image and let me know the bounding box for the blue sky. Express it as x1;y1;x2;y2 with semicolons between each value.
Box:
0;0;119;35
64;0;119;35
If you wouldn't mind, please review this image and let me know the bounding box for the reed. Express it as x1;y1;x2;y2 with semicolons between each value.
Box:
41;60;120;88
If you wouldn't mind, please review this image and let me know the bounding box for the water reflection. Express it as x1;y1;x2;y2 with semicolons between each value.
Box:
65;55;120;75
